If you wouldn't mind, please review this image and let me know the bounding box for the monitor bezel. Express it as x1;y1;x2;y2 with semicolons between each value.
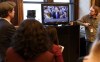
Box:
41;3;69;25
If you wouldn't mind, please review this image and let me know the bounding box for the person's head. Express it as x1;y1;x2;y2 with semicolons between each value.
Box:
27;10;36;19
89;5;99;16
55;7;59;12
12;19;52;60
0;1;16;18
46;26;59;45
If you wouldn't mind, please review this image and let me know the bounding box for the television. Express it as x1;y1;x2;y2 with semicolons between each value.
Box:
41;3;69;25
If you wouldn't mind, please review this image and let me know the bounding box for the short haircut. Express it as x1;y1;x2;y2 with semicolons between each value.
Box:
0;1;16;18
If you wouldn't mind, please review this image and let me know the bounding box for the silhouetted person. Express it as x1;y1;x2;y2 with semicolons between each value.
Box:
70;5;100;55
5;19;54;62
46;26;64;62
0;1;16;62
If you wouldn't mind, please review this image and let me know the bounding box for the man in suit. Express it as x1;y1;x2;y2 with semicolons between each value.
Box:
53;7;60;19
0;1;16;62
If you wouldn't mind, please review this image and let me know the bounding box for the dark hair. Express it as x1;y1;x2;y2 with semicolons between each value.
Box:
0;1;16;18
27;10;36;18
11;19;52;60
46;26;59;45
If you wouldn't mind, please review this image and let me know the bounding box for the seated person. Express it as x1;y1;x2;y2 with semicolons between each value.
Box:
5;19;55;62
46;26;64;62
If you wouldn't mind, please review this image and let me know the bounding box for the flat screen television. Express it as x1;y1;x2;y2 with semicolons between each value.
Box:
41;3;69;25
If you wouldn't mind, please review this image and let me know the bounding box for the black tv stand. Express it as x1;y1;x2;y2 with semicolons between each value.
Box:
55;25;80;62
43;24;70;27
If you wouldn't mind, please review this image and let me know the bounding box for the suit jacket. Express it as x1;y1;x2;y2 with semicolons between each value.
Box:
5;47;55;62
0;19;16;62
53;12;60;19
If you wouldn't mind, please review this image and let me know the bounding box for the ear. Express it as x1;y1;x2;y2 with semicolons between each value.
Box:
8;11;12;16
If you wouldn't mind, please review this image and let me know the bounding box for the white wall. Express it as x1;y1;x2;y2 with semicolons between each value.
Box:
79;0;91;38
23;3;42;23
79;0;91;19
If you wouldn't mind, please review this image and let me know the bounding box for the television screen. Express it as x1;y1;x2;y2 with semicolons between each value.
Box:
41;3;69;25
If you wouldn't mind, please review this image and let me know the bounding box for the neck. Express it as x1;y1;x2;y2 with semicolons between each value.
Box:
4;17;11;22
3;17;12;24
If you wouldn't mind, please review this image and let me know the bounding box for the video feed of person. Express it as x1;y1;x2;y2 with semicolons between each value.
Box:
43;5;69;24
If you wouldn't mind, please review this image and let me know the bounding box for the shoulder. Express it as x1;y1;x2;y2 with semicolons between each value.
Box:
34;51;55;62
6;47;15;60
0;19;13;28
38;51;54;58
82;14;90;18
80;14;90;22
52;44;60;50
0;19;16;31
0;19;8;24
6;47;20;59
6;47;25;62
6;47;15;56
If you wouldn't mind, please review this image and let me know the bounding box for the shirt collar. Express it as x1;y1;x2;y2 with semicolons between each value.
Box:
89;14;99;19
3;18;12;24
